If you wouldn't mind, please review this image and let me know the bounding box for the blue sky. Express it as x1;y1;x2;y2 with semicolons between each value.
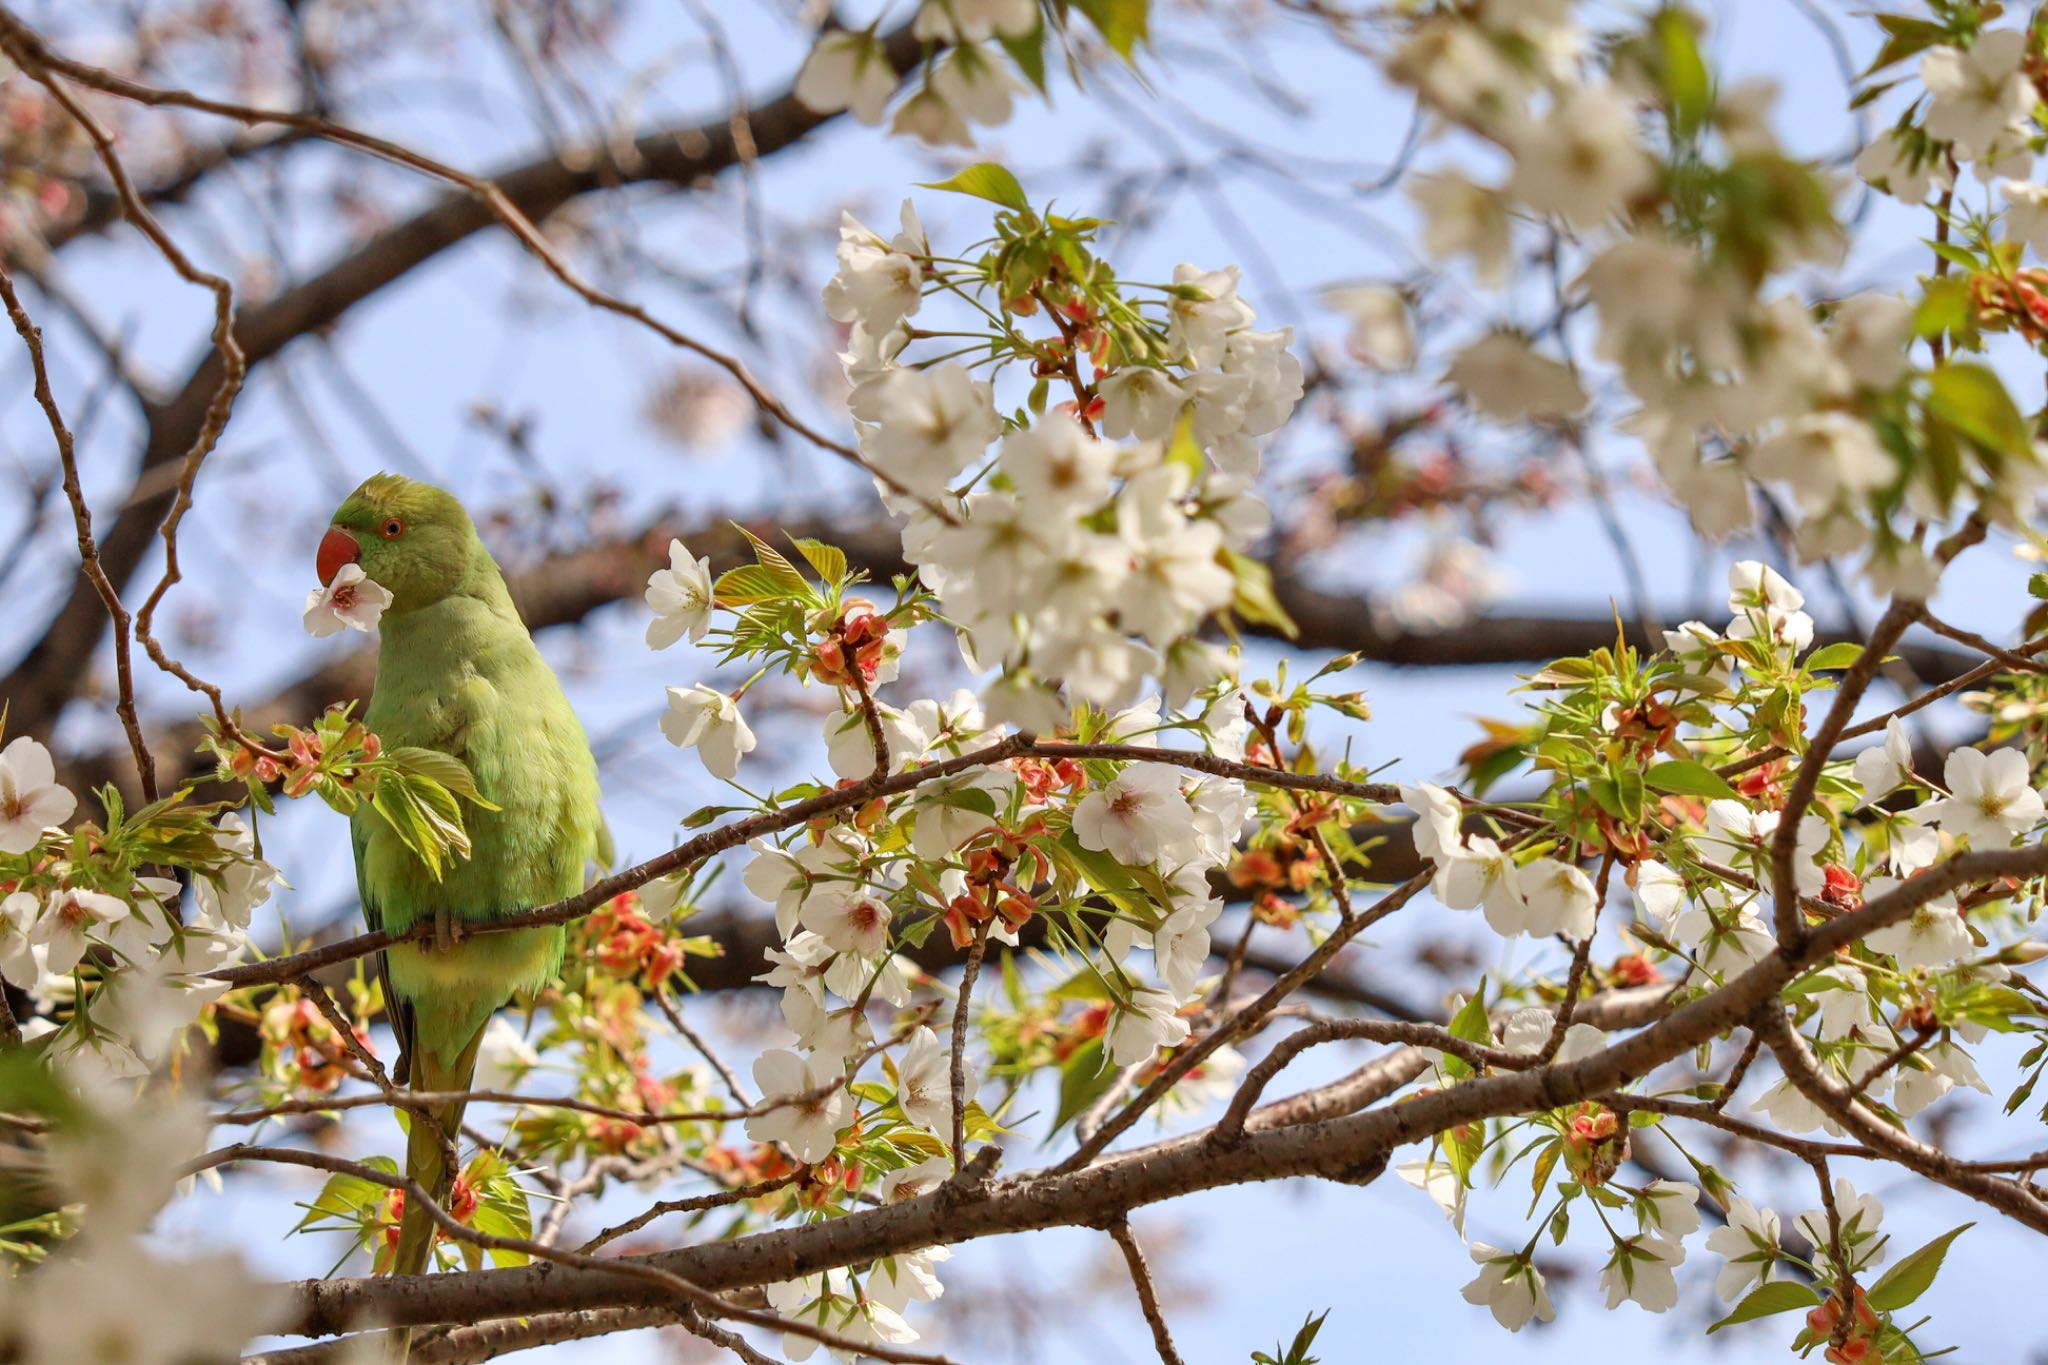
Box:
12;0;2048;1359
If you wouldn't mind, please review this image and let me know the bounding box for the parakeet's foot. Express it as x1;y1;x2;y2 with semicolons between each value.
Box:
432;909;464;954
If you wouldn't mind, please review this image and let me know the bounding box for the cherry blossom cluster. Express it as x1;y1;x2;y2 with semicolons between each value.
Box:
1389;548;2043;1352
793;1;1147;152
818;181;1295;724
639;457;1275;1350
0;734;275;1086
1364;1;2043;597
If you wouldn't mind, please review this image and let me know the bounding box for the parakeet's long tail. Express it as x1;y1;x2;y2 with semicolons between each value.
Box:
383;1024;486;1362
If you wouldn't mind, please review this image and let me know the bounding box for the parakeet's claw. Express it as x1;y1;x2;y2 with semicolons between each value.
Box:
433;909;453;955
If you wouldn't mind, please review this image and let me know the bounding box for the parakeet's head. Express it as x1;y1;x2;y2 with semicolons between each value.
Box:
319;474;481;615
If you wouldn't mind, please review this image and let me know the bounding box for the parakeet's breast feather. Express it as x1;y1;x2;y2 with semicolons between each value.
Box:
350;585;603;1065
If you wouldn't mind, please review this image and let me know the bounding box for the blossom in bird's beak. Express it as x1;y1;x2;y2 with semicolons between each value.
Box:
303;563;393;637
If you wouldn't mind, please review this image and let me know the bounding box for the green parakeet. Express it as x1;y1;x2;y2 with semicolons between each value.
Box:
317;474;606;1293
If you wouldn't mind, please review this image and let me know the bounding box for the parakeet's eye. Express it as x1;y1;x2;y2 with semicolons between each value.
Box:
382;518;405;539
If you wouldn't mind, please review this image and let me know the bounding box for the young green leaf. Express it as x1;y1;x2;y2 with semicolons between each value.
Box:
1706;1281;1822;1334
917;163;1030;212
1643;759;1739;800
1866;1223;1973;1313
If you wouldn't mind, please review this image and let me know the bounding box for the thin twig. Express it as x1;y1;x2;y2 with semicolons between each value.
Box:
0;264;156;793
653;984;753;1109
13;34;256;760
578;1171;802;1253
1916;610;2048;675
1107;1217;1187;1365
950;921;990;1172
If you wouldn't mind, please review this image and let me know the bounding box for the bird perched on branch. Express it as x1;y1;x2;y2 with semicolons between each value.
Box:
316;474;606;1317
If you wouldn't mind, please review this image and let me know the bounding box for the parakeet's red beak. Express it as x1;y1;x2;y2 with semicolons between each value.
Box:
317;527;360;586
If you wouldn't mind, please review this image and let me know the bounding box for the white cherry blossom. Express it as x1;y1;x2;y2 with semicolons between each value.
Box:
869;1245;952;1312
1633;859;1687;936
1446;332;1588;421
1854;716;1916;804
1410;170;1513;284
1726;559;1815;655
894;1025;969;1136
865;363;1001;495
1750;1072;1844;1136
1676;894;1776;981
644;538;714;649
1500;1007;1552;1056
1106;985;1191;1066
1034;622;1157;709
473;1016;541;1093
1831;293;1917;388
891;83;973;147
825;703;928;780
1222;326;1304;435
1400;782;1466;865
0;735;76;854
1600;1234;1685;1313
1460;1244;1554;1332
1097;366;1188;441
1812;966;1876;1042
659;684;757;780
0;892;40;990
32;886;129;976
1855;128;1950;202
1795;1177;1886;1273
1895;1040;1993;1117
1704;1197;1782;1300
1166;264;1255;368
1323;285;1414;370
1639;1181;1702;1240
1921;31;2039;151
1151;887;1221;1002
800;884;893;958
909;766;1014;860
1518;858;1598;939
11;1243;285;1365
1387;19;1528;129
794;31;899;125
1555;1021;1607;1064
1923;746;2044;846
1073;764;1197;867
1864;884;1973;970
998;411;1115;505
1432;836;1527;937
823;209;923;332
193;812;284;930
302;563;392;637
747;1049;851;1163
1396;1154;1468;1234
928;47;1023;129
981;669;1069;734
1749;413;1896;515
913;0;1036;42
1507;85;1655;229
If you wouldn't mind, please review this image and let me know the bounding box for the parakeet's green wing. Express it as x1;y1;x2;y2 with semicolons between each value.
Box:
350;816;417;1085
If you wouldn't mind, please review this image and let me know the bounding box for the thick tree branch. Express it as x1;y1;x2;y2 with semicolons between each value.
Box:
269;843;2048;1339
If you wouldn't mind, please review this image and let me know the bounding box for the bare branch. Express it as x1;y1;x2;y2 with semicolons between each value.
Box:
1106;1218;1186;1365
0;263;155;791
